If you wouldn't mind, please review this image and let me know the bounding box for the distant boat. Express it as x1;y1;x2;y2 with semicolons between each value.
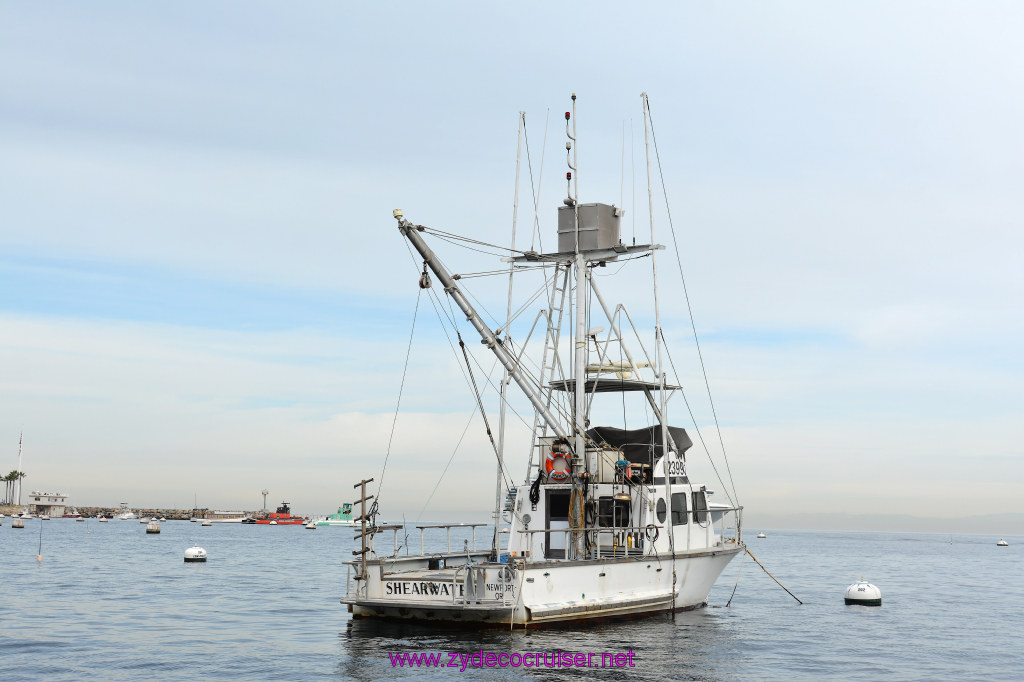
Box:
117;503;136;520
996;539;1009;547
316;503;355;527
241;502;307;525
757;532;766;538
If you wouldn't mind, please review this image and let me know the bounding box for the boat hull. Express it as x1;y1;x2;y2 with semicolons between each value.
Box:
343;545;741;627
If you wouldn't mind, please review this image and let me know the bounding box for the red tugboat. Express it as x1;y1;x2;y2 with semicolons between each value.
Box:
242;501;308;525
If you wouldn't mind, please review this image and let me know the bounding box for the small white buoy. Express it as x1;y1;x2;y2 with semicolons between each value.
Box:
996;539;1009;547
140;517;149;523
305;521;317;529
269;520;278;525
845;578;882;606
76;517;85;522
146;521;161;534
12;518;25;529
756;532;766;539
98;517;108;523
159;517;167;522
184;544;207;563
40;515;50;521
202;520;212;527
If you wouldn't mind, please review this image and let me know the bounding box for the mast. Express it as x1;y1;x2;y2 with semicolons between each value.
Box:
493;112;525;556
567;94;587;463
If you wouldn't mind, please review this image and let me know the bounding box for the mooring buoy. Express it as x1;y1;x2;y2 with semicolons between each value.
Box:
184;545;207;563
845;579;882;606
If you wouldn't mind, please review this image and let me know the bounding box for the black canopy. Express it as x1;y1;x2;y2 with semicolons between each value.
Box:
585;425;692;465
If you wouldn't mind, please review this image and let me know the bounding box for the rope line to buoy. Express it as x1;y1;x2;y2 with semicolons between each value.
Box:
745;546;803;605
725;549;747;607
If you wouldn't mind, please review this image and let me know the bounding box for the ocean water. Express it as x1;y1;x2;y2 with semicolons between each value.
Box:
1;519;1020;680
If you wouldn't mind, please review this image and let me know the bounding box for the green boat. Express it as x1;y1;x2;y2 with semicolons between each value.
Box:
316;503;354;526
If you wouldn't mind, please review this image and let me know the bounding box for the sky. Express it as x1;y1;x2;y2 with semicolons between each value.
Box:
2;2;1022;526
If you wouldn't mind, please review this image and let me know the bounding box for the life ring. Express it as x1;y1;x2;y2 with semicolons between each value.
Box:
544;450;572;481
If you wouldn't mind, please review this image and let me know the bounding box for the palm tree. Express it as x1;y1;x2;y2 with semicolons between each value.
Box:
14;470;26;505
3;470;26;506
3;471;16;505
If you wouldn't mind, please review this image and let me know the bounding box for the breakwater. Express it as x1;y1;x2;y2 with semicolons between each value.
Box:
0;504;261;520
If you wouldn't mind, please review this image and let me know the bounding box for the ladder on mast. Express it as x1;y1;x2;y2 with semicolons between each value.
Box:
525;263;571;482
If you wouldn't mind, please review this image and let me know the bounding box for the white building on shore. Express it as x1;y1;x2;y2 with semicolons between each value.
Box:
28;491;68;517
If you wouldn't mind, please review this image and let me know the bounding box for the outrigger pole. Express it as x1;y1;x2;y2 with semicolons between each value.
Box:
394;212;568;441
492;112;526;557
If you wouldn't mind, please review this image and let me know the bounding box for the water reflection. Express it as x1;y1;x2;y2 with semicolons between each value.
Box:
339;607;736;681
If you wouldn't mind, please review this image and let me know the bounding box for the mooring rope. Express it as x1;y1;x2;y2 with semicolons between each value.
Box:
745;546;803;605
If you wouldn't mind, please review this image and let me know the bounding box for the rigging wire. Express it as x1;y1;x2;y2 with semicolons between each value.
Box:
524;109;548;254
375;287;422;503
428;232;510;258
403;243;555;495
422;227;531;257
646;100;740;505
662;342;735;508
458;331;501;459
385;247;535;536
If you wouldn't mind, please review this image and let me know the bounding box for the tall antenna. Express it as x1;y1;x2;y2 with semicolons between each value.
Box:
563;94;577;208
17;431;23;506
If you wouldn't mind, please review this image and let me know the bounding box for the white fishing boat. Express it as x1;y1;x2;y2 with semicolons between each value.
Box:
317;503;355;527
342;94;743;627
117;502;136;520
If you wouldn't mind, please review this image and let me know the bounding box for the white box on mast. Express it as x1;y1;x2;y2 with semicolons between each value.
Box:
557;203;622;253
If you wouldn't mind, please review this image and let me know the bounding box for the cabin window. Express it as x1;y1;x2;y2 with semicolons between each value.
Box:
671;492;688;526
547;491;570;519
692;491;708;524
656;498;666;524
597;497;631;527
